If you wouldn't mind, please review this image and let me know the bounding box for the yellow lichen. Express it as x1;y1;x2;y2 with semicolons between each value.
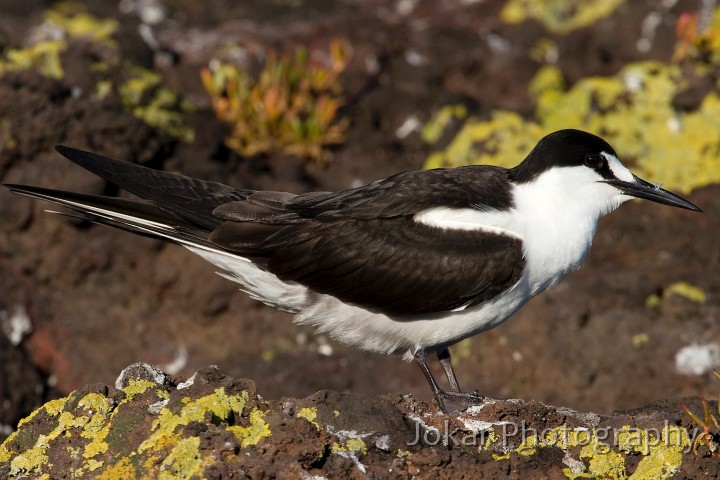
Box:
664;282;707;304
564;430;625;479
424;110;544;170
139;388;249;454
515;434;540;456
420;104;467;144
119;65;195;143
346;438;368;455
488;425;687;480
396;449;411;458
492;451;511;460
620;425;689;479
43;2;118;44
96;457;137;479
85;458;104;472
481;429;500;451
0;40;66;79
296;406;320;429
4;396;75;475
83;423;111;459
646;281;706;310
1;383;272;477
331;437;368;455
227;408;272;447
75;392;114;463
121;378;168;402
94;79;113;100
425;59;720;194
158;436;205;480
454;338;473;360
501;0;625;34
631;333;650;348
261;348;276;362
138;387;269;472
645;294;662;311
0;3;119;79
9;440;50;476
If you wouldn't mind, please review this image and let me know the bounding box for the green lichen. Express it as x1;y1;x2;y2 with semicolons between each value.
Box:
119;65;195;143
425;59;720;194
501;0;625;34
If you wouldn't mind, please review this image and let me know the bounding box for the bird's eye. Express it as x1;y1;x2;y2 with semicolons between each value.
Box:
584;154;603;168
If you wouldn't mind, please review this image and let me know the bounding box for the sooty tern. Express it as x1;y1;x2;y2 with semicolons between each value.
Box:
4;129;700;413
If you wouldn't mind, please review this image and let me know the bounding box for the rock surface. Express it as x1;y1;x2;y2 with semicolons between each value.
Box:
1;364;719;479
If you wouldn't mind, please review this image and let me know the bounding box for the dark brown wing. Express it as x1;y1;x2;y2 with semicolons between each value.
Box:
211;216;524;316
23;147;524;316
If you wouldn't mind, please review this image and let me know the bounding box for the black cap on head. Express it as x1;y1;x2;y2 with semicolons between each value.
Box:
509;129;618;183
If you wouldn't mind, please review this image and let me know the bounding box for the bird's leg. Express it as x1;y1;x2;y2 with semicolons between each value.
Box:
413;349;449;413
414;349;485;414
437;348;461;392
436;348;485;403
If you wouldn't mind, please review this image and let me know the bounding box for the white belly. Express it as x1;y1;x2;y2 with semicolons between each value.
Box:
187;245;536;359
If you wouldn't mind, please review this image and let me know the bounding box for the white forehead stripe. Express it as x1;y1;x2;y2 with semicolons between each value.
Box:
414;207;523;240
602;152;634;182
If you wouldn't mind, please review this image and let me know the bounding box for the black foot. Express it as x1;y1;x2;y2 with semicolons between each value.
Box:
435;390;485;414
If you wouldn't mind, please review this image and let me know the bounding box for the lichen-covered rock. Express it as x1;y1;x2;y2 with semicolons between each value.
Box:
2;364;720;479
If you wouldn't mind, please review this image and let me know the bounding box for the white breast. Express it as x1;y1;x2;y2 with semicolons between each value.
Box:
511;165;626;293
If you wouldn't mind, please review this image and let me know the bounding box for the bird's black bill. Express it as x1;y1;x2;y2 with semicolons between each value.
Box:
605;175;702;212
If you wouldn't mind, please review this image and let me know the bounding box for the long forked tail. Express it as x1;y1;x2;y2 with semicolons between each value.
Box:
4;146;312;313
4;183;224;256
51;146;249;229
4;145;251;256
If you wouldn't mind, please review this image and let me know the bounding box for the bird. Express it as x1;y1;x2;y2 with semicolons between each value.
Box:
4;129;701;413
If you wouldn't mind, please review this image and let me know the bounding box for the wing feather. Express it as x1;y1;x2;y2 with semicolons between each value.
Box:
9;146;524;317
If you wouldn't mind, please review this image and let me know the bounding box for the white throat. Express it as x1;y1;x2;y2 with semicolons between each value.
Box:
511;164;628;293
